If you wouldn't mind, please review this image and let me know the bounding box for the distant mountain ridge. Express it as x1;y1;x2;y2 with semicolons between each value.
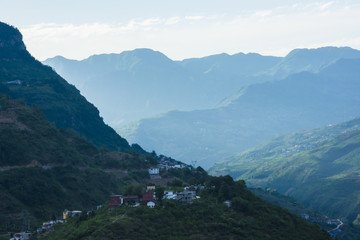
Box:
44;46;360;129
43;49;282;126
268;46;360;78
43;45;360;168
120;57;360;168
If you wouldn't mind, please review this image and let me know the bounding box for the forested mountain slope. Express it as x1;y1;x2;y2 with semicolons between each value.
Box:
210;117;360;221
0;22;130;151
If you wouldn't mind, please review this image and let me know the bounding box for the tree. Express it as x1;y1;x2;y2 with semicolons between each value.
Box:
155;186;165;203
188;177;198;186
171;178;183;187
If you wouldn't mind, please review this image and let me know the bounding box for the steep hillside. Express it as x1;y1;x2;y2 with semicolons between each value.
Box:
43;50;281;126
210;118;360;221
0;94;162;232
38;176;331;240
210;117;360;178
0;22;130;151
0;94;210;234
120;57;360;168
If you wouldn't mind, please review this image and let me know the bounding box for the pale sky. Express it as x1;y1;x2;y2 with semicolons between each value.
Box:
1;0;360;61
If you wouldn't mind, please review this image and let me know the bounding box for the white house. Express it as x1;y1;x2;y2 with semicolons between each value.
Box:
164;191;177;200
147;201;156;208
148;168;160;175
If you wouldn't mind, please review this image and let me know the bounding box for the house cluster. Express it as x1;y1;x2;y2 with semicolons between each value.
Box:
34;210;79;236
163;188;203;203
36;220;64;234
109;191;156;209
109;187;199;210
157;156;186;170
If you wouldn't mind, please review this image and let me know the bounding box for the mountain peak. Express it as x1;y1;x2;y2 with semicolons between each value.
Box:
0;22;30;59
269;46;360;78
286;46;359;58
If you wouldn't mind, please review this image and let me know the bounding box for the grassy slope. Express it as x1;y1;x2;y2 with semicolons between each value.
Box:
210;118;360;220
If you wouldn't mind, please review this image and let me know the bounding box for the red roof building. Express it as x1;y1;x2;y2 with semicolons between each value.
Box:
142;191;155;202
109;195;123;209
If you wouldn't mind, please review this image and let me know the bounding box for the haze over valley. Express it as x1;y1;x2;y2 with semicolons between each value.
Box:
45;46;360;168
1;1;360;239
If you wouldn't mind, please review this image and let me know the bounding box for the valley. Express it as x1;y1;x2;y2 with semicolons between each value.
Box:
1;19;360;239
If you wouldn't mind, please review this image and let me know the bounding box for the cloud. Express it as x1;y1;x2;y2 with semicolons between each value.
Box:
20;1;360;61
165;17;181;25
185;15;204;21
254;10;272;17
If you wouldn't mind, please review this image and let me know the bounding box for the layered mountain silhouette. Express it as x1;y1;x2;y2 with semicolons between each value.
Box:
44;46;360;128
120;57;360;168
43;49;281;126
44;45;360;168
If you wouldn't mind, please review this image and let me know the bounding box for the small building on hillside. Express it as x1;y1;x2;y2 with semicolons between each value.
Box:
10;232;31;240
147;201;156;208
122;195;139;205
63;210;82;220
148;168;161;179
142;191;155;202
177;190;196;203
109;195;123;210
164;190;177;200
148;168;159;175
147;185;156;191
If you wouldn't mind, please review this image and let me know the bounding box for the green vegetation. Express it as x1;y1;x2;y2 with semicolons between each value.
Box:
38;176;331;240
0;94;209;234
0;95;168;232
210;118;360;222
338;224;360;240
0;166;122;232
0;22;131;151
250;188;323;219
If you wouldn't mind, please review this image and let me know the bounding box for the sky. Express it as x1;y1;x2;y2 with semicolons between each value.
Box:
1;0;360;61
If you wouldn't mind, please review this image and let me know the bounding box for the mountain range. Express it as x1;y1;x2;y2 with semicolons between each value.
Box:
43;49;282;126
44;46;360;128
44;46;360;168
120;56;360;168
0;20;356;239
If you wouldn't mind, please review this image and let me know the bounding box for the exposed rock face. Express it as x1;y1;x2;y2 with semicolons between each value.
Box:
0;22;30;59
